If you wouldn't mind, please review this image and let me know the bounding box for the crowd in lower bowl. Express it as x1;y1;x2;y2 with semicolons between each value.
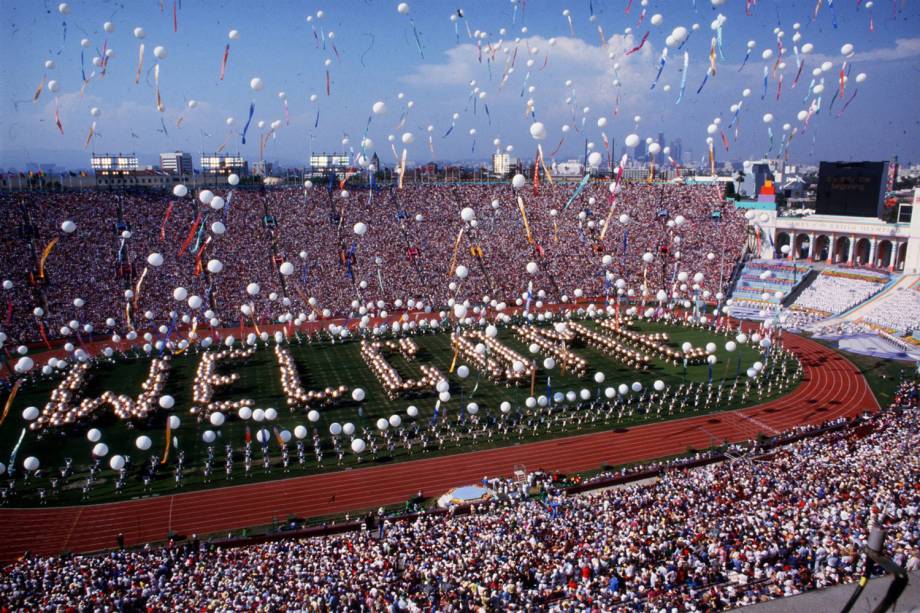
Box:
3;380;916;611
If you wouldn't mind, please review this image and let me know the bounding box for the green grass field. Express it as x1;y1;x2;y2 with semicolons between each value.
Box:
0;319;797;506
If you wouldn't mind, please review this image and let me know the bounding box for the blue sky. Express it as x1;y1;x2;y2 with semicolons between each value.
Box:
2;0;919;169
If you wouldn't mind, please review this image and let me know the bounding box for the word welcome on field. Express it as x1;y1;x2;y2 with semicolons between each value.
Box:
27;322;708;432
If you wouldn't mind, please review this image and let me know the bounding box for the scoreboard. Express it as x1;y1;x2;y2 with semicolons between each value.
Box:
815;161;888;218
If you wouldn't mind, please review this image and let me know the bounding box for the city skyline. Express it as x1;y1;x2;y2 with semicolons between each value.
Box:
2;0;919;171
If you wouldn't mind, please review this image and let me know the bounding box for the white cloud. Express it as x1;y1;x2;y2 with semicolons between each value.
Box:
401;33;657;112
848;37;920;62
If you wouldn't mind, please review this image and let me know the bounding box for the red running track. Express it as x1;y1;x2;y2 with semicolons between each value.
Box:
0;332;878;561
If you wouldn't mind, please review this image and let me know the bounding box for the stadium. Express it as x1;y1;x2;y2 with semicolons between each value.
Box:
1;1;918;611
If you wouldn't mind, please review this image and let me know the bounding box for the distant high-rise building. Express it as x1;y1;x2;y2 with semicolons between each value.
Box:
201;153;247;176
668;139;683;165
159;151;193;175
656;132;666;166
492;152;515;176
635;139;647;163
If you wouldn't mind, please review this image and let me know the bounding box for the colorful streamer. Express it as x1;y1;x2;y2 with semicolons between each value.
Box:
54;98;64;135
562;174;592;211
219;44;230;80
676;51;689;104
738;47;753;72
33;74;46;101
836;89;859;117
649;48;668;89
154;63;164;112
516;196;534;244
695;70;711;95
161;419;171;464
0;380;23;427
135;43;145;84
241;102;255;144
38;237;59;278
625;31;649;56
408;18;424;58
177;213;202;257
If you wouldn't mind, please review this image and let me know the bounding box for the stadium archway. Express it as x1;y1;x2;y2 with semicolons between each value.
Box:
876;240;893;268
854;238;871;266
794;234;811;259
775;231;791;257
833;236;851;264
814;234;831;261
896;242;908;271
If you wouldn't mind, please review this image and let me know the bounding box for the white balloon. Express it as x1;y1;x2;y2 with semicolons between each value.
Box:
86;428;102;443
529;122;546;140
250;77;264;91
92;442;109;457
135;436;152;451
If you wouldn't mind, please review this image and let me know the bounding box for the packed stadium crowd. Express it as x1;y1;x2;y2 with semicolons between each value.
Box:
0;182;744;345
3;382;916;611
785;271;888;327
859;285;920;335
